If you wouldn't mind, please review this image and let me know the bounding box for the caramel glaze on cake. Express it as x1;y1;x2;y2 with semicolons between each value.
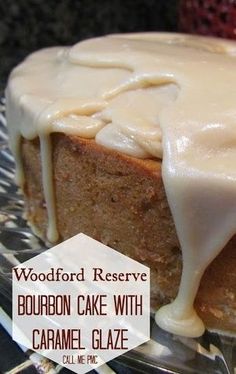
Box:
6;32;236;337
22;133;236;334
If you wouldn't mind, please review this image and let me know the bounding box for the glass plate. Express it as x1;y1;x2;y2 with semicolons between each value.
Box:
0;97;235;374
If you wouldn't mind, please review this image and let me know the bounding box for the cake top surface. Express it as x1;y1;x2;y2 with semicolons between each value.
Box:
6;33;236;337
6;32;236;159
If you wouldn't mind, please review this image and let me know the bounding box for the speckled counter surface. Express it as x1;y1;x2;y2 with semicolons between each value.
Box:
0;0;178;90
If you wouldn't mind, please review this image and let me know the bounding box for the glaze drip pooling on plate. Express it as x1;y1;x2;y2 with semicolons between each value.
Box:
6;32;236;338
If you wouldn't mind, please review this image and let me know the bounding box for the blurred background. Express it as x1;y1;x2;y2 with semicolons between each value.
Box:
1;0;236;90
0;0;178;90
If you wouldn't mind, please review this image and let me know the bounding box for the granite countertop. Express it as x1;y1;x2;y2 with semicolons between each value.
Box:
0;0;178;91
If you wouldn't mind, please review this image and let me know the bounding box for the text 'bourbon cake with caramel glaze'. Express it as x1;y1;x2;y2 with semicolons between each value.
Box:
6;33;236;337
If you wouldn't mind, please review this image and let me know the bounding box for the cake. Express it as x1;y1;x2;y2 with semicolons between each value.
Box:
6;33;236;337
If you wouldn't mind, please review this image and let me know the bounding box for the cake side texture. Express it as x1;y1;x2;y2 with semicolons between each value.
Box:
21;133;236;334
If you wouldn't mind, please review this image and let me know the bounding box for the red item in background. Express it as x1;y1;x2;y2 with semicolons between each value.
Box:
179;0;236;39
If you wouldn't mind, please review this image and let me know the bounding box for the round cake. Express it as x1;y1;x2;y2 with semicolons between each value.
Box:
6;33;236;337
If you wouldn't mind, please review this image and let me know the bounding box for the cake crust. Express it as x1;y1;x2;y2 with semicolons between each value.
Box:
22;133;236;334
